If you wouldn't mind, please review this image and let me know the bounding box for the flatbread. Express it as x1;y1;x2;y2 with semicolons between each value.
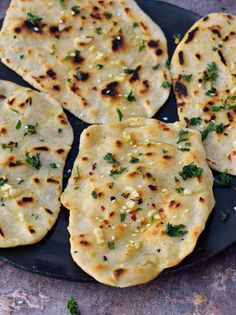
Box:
171;13;236;175
0;0;171;124
61;118;215;287
0;80;73;248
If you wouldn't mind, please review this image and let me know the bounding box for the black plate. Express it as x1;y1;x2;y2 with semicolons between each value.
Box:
0;0;235;282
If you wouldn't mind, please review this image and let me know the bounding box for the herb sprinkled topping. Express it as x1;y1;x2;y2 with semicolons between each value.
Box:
182;74;192;82
202;62;218;84
67;297;80;315
116;108;123;121
71;5;81;15
166;223;188;237
24;123;38;136
91;191;97;199
189;117;202;126
16;120;22;130
120;213;126;222
108;241;115;250
130;157;140;164
214;172;232;187
220;211;230;223
50;163;58;169
127;90;136;102
177;129;190;143
161;81;172;89
179;162;203;180
2;142;18;153
26;12;42;26
103;153;119;164
109;167;128;179
25;152;41;169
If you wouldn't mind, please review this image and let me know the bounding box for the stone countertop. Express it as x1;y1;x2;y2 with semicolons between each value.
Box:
0;1;235;314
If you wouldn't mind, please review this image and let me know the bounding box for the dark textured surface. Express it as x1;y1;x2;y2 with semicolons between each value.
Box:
0;1;235;314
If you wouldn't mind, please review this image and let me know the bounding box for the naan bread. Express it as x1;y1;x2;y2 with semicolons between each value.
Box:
171;13;236;175
61;118;215;287
0;0;171;124
0;80;73;248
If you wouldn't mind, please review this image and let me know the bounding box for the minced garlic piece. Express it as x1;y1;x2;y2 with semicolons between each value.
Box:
93;227;105;245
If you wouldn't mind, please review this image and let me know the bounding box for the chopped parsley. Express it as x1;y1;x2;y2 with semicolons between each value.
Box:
67;297;80;315
220;211;230;223
24;123;38;136
95;27;102;35
179;163;203;180
178;142;191;152
71;5;81;15
10;108;20;114
103;153;119;164
152;63;160;70
189;117;202;126
202;62;218;84
133;21;140;28
64;50;81;61
16;120;22;130
201;121;226;140
161;81;172;89
139;40;146;52
211;96;236;112
116;108;123;121
130;157;140;164
173;33;182;44
177;129;189;144
20;54;24;59
91;191;97;199
165;60;170;69
0;177;7;186
123;68;134;74
127;90;136;102
25;152;41;170
162;148;168;154
212;44;223;51
103;12;112;19
58;128;63;134
214;172;232;187
108;241;115;250
182;74;192;82
1;142;18;153
120;213;126;222
175;187;184;193
97;64;104;69
206;87;217;96
27;12;42;26
50;163;58;169
166;223;188;237
109;167;128;179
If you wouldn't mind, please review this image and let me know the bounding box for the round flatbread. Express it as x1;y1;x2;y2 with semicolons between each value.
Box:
0;80;73;248
61;118;215;287
0;0;171;123
171;12;236;175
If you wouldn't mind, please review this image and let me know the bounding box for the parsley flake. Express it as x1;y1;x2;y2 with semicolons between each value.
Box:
179;162;203;180
214;173;232;187
116;108;123;121
127;90;136;102
108;241;115;249
189;117;202;126
71;5;81;15
120;213;126;222
67;297;80;315
109;167;128;179
103;153;119;164
27;12;42;26
177;129;190;143
25;152;41;170
91;191;97;199
166;223;188;237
